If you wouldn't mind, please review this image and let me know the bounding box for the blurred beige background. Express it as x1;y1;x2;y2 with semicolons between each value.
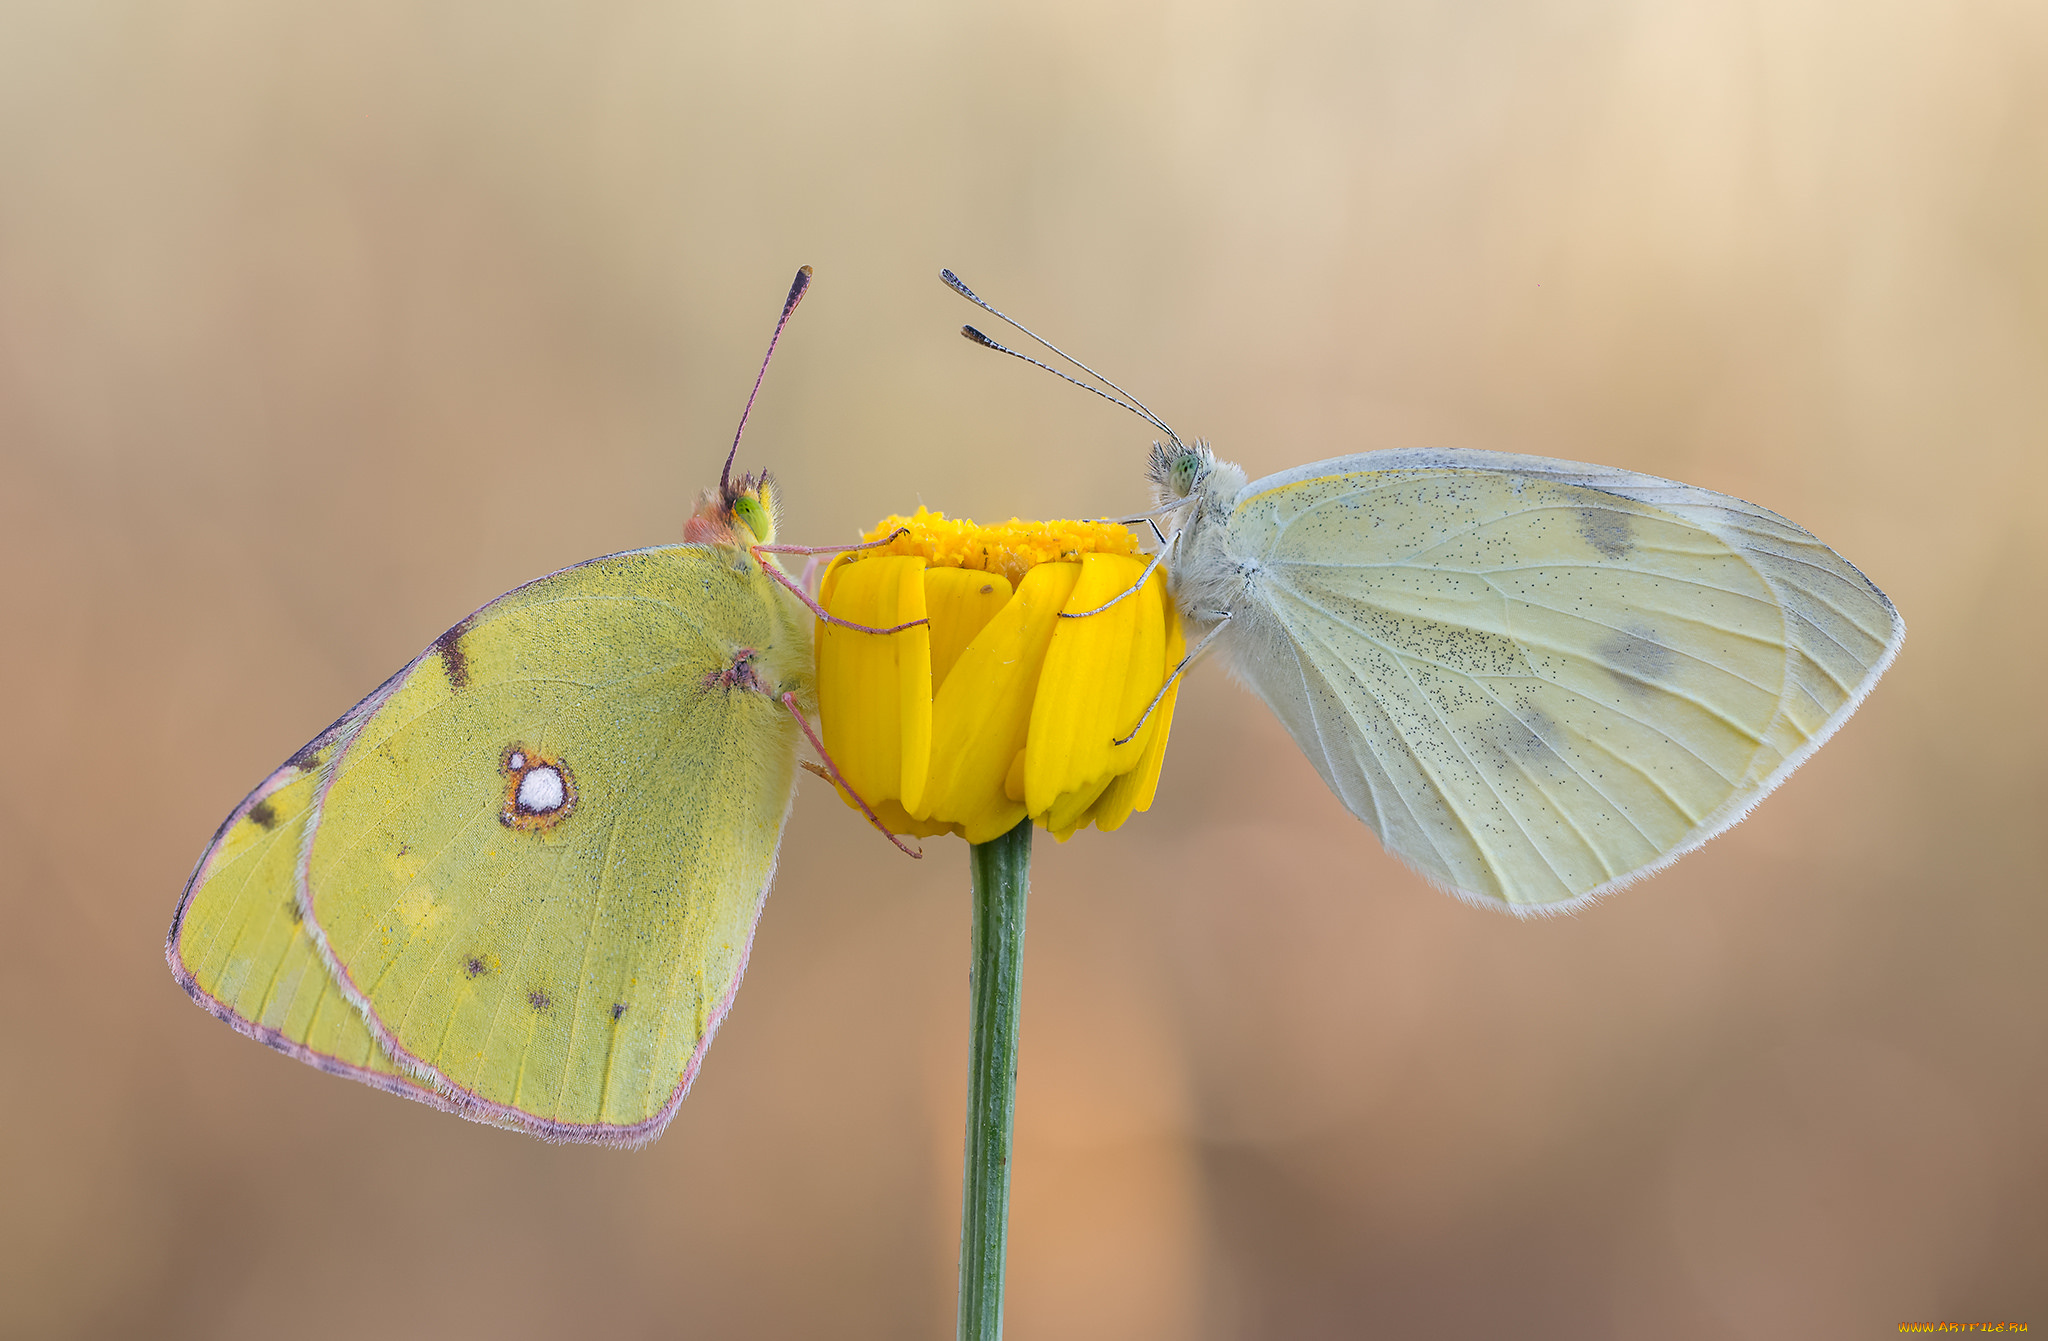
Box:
3;2;2044;1337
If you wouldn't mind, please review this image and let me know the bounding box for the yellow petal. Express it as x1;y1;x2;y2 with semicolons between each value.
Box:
1025;554;1163;820
923;567;1013;696
819;510;1186;845
817;555;930;813
1042;774;1117;841
867;797;957;840
919;562;1082;844
1086;575;1183;832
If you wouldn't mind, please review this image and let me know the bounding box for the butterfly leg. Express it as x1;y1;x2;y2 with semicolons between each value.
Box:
1057;547;1169;620
753;527;911;559
1091;496;1194;546
779;691;923;859
752;544;931;635
1056;548;1171;622
1113;611;1231;747
1059;519;1190;620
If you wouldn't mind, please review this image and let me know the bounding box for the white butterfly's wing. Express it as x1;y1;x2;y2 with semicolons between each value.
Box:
1215;451;1903;912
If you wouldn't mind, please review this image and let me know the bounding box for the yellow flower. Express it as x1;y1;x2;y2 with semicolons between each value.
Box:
815;507;1184;843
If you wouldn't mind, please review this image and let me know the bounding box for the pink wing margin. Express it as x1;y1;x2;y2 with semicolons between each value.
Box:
288;548;795;1147
164;661;462;1116
306;792;786;1147
170;545;797;1147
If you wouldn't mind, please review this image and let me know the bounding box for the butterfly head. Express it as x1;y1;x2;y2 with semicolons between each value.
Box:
1147;440;1207;501
686;472;779;547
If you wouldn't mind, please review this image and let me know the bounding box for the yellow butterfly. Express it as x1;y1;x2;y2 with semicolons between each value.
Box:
944;270;1905;914
168;267;884;1145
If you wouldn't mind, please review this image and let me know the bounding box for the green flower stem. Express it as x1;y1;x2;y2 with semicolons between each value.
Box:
959;819;1033;1341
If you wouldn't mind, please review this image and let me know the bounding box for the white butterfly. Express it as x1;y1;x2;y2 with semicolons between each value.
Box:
942;269;1905;913
1150;442;1903;913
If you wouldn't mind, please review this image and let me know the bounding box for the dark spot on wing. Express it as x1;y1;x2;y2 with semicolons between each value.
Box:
1489;711;1553;764
435;617;475;690
1577;505;1634;560
285;737;329;773
395;842;411;857
703;647;768;694
610;1002;627;1021
248;800;278;830
528;989;551;1012
285;899;304;924
1599;627;1676;695
465;956;488;978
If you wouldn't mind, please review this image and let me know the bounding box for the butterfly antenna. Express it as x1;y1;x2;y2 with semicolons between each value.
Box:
940;268;1184;448
957;325;1163;427
722;264;813;496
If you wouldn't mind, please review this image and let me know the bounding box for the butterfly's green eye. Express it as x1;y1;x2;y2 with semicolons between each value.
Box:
1145;442;1210;499
731;491;774;545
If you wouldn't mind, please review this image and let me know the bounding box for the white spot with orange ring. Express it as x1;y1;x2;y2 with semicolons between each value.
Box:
518;766;566;813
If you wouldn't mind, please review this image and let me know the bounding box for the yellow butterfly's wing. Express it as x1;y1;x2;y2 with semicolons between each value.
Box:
295;544;811;1145
167;693;448;1109
169;543;811;1145
1220;450;1903;912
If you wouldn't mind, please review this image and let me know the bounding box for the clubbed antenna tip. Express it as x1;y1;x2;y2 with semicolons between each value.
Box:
722;265;814;496
783;265;813;315
937;266;1182;449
